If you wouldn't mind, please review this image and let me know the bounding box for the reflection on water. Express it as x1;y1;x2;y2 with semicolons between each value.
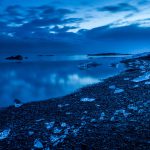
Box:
0;56;126;107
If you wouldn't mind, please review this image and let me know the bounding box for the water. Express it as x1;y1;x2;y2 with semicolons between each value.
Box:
0;55;127;107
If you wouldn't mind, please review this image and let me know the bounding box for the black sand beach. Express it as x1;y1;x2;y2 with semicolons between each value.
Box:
0;55;150;150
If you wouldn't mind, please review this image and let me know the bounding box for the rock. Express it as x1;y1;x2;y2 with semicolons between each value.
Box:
6;55;24;60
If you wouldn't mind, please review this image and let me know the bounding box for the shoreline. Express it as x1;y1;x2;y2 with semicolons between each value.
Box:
0;56;150;149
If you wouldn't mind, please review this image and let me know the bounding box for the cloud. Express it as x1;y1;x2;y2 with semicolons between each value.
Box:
0;4;83;39
98;3;138;13
0;3;150;54
1;24;150;54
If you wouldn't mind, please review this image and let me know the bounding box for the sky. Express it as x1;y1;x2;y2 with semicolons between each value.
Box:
0;0;150;54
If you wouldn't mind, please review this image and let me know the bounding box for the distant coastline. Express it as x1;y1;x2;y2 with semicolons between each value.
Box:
87;52;131;56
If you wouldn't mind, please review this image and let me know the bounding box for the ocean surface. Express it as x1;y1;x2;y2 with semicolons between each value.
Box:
0;54;128;107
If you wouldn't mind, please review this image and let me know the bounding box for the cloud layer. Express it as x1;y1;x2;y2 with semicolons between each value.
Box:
0;1;150;54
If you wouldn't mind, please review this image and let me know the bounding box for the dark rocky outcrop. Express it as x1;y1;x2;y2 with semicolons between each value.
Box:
5;55;27;60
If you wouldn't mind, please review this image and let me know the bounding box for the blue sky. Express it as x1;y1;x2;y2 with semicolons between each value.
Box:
0;0;150;54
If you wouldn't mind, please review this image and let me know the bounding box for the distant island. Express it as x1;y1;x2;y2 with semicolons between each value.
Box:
5;55;28;60
87;53;131;56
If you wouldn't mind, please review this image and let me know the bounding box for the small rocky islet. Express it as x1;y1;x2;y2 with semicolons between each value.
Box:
0;54;150;150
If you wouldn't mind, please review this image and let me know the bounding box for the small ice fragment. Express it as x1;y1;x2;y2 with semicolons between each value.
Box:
139;66;145;70
45;121;55;130
124;78;130;81
66;112;72;115
114;88;124;94
61;122;67;127
83;111;88;114
53;127;62;134
14;99;22;108
96;104;100;107
99;112;105;120
138;109;144;114
110;116;115;121
64;104;69;106
81;116;85;120
34;139;43;149
58;104;69;108
0;129;11;140
73;128;80;137
58;104;63;108
132;72;150;82
90;119;96;122
50;135;60;143
53;135;66;147
114;109;130;118
109;85;116;89
15;103;22;108
145;81;150;85
64;128;69;135
36;118;44;122
28;131;34;136
81;121;86;126
133;84;139;88
128;104;138;111
80;98;95;102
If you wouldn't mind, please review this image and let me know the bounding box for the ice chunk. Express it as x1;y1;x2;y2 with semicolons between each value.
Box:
58;104;69;108
114;109;130;118
109;85;116;89
50;135;60;143
34;139;43;149
139;65;145;70
45;121;55;130
110;116;115;121
145;81;150;85
15;103;22;108
64;128;69;135
66;112;72;115
0;129;11;140
52;135;66;147
28;131;34;136
124;78;130;81
14;99;23;108
133;84;139;88
53;127;62;134
128;104;138;111
99;112;105;120
132;72;150;82
80;98;95;102
73;128;80;137
58;104;63;108
81;121;86;126
36;118;44;122
114;88;124;94
90;119;96;122
61;122;67;128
